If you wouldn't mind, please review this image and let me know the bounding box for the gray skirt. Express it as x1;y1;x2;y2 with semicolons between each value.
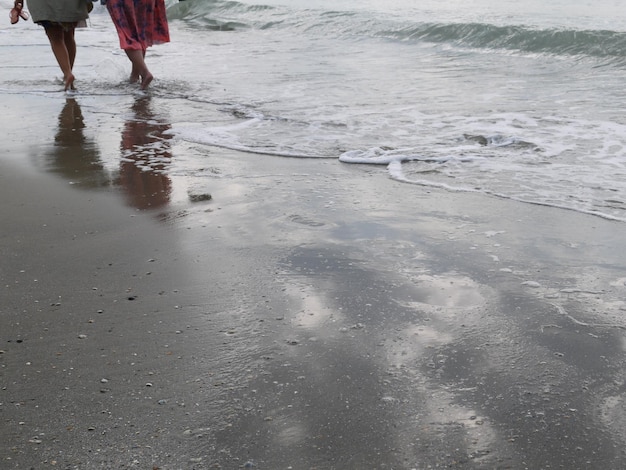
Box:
26;0;89;25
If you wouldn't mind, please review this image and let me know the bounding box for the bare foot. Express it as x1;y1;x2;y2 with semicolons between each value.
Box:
140;72;153;90
129;62;142;83
64;73;75;91
130;66;140;83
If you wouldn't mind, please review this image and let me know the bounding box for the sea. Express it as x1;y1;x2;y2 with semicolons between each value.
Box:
2;0;626;221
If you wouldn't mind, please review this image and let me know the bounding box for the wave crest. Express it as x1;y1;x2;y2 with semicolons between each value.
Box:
166;0;626;62
380;23;626;60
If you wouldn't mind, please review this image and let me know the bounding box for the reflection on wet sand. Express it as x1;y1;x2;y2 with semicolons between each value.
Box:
44;99;109;188
118;97;173;210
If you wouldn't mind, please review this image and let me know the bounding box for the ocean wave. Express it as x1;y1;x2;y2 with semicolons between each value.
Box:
165;0;626;61
378;23;626;60
166;0;274;29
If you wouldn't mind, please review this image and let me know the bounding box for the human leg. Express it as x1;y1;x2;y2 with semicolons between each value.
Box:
63;26;77;71
129;50;145;84
44;25;74;90
125;49;153;90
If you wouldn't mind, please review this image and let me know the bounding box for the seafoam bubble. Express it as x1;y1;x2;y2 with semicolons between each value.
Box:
521;281;541;288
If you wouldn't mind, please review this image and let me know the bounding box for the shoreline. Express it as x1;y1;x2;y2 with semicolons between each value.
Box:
2;91;626;468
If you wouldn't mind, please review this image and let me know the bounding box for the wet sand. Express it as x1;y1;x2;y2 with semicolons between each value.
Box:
2;91;626;469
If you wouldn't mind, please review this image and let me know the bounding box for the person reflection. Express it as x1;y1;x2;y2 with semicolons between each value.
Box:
45;98;108;188
117;97;173;210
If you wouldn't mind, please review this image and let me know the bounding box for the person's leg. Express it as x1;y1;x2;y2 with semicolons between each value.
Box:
45;25;74;90
129;64;140;84
125;48;153;90
129;49;144;84
63;26;77;71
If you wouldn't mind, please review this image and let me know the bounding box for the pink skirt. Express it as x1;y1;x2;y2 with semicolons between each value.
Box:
106;0;170;51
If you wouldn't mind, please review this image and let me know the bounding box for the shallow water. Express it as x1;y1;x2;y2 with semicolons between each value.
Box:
2;0;626;221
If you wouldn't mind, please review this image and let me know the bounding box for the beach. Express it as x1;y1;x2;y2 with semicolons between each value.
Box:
3;0;626;466
2;89;626;469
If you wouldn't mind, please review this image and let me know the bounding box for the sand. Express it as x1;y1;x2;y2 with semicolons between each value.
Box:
2;89;626;469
